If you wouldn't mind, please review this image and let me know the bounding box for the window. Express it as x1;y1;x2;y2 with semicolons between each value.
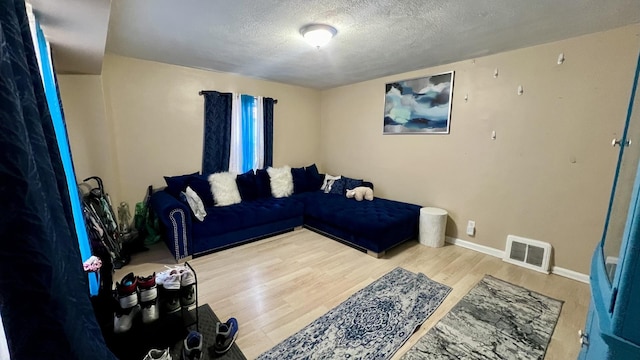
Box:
230;94;265;173
201;91;274;175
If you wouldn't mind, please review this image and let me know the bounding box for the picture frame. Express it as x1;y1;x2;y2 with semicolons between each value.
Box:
383;71;454;134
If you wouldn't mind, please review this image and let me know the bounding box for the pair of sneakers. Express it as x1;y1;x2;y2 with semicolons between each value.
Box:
114;272;159;333
142;320;236;360
182;318;237;358
143;347;171;360
145;331;204;360
214;318;239;354
156;265;196;314
142;330;203;360
182;331;203;360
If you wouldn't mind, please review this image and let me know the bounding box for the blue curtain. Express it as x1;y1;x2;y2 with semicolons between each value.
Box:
263;97;275;167
0;0;115;359
202;91;232;174
36;20;98;296
241;94;255;172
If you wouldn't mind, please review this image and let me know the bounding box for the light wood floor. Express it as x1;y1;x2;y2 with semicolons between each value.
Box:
116;229;590;359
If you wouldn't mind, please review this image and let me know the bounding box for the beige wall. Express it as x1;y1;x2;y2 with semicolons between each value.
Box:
100;54;322;207
60;25;639;274
58;75;121;201
320;24;640;274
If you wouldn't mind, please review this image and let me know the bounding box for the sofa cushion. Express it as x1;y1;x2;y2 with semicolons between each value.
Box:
291;167;309;194
268;166;293;198
187;175;215;207
305;164;324;191
321;174;340;193
180;186;207;221
164;172;198;197
328;178;346;195
343;176;363;191
327;176;362;195
192;197;304;237
236;170;259;201
208;172;242;206
255;169;272;199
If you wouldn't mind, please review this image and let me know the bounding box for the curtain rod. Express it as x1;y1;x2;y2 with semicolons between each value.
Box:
198;90;278;103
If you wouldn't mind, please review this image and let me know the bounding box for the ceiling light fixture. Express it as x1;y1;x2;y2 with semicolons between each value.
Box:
300;24;337;49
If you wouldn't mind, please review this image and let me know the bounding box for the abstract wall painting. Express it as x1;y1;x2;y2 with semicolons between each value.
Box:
383;71;454;134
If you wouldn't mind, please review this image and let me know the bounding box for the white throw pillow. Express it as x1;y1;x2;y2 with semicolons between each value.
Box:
208;172;242;206
182;186;207;221
267;166;293;198
321;174;341;194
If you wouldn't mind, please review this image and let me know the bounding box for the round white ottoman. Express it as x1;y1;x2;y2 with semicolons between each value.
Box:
419;207;448;248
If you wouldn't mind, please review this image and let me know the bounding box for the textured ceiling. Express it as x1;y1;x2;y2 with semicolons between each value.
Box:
39;0;640;88
30;0;111;74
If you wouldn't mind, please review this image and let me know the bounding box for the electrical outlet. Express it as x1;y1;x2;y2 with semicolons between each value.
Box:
466;220;476;236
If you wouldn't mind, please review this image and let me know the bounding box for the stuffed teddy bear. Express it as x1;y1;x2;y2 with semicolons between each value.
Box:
346;186;374;201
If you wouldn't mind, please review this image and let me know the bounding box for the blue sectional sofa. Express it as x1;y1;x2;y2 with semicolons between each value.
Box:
150;169;422;261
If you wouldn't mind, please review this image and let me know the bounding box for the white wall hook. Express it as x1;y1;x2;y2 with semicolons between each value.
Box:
464;93;469;102
557;53;565;65
517;85;524;95
494;68;499;78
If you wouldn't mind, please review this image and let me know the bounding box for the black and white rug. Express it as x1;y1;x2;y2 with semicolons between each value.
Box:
257;267;451;360
401;275;563;360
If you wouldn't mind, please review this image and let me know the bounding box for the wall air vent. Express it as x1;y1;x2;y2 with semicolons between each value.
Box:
503;235;552;274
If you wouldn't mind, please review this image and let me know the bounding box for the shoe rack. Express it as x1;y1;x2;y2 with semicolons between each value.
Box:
106;262;199;360
181;261;199;331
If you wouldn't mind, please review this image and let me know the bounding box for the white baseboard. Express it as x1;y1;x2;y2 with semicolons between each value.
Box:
445;236;590;284
445;236;505;258
551;266;590;284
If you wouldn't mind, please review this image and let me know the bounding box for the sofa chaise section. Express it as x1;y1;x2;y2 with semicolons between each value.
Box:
296;192;421;257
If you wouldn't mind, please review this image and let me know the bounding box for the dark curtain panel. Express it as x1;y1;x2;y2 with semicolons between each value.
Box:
202;91;233;174
263;97;275;167
0;1;115;359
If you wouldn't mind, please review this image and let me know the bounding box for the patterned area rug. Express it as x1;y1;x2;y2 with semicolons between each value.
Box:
401;275;563;360
257;267;451;360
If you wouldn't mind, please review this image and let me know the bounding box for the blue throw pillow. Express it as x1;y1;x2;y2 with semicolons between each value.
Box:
187;175;215;207
305;164;323;191
343;176;363;191
236;170;259;201
255;168;272;198
291;167;310;194
328;178;346;195
164;172;199;197
317;173;326;192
